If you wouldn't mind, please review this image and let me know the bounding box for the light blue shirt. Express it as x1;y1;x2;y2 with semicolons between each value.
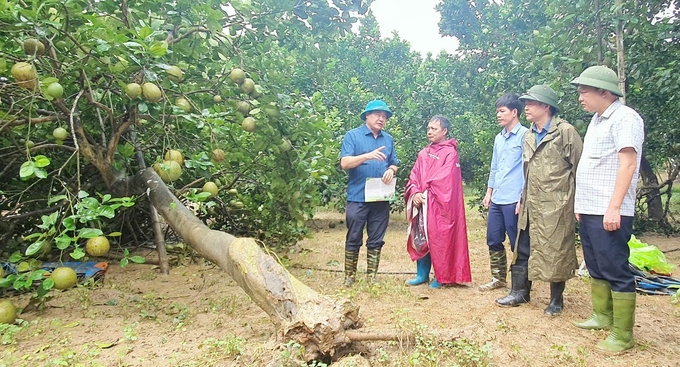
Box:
340;124;399;202
533;118;552;145
487;122;528;205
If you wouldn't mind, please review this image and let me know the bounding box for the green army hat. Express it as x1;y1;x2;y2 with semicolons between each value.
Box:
519;85;560;110
570;65;624;97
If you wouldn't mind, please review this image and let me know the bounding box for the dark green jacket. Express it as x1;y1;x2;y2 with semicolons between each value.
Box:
517;116;583;282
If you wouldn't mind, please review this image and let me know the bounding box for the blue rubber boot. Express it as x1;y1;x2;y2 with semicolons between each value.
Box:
430;276;442;289
406;254;431;286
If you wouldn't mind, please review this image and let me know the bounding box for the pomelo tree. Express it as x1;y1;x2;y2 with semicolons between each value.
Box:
292;12;509;211
0;0;379;361
436;0;680;229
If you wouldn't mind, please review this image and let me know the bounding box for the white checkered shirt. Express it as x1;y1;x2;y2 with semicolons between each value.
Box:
575;100;644;216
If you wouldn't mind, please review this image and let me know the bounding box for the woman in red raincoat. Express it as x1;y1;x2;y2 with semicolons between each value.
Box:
405;115;471;288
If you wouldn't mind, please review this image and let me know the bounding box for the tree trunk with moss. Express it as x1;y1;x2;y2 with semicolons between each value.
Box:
639;154;664;221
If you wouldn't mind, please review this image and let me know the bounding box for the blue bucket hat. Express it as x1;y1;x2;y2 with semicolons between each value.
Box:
360;99;393;121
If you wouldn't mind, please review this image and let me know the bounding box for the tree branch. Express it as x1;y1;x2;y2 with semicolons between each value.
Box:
121;0;130;28
82;71;115;128
1;115;67;132
167;27;211;45
176;168;232;195
0;205;61;222
637;169;680;191
28;143;77;153
107;119;133;162
0;157;17;178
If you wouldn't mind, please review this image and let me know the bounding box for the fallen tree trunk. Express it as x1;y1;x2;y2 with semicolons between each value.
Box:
117;168;360;360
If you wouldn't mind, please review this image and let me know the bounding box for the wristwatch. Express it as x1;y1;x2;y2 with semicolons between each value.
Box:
388;166;398;174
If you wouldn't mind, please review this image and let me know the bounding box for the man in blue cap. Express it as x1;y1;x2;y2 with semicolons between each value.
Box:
340;99;399;286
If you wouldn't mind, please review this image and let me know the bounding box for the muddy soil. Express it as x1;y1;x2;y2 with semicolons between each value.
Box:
1;209;679;366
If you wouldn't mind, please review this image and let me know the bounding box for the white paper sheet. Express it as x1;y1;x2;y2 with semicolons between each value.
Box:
365;177;396;202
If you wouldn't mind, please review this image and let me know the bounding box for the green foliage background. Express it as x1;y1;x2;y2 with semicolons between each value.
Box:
1;0;679;264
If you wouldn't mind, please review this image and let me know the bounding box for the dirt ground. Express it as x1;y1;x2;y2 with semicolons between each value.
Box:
1;209;679;366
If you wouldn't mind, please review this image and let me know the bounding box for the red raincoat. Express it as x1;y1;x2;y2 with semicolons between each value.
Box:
405;139;471;284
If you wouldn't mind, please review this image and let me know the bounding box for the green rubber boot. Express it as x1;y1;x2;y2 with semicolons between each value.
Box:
479;250;507;291
343;250;359;287
574;278;613;330
596;291;636;354
366;249;381;284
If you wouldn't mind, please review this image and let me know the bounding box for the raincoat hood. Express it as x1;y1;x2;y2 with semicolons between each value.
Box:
427;138;458;152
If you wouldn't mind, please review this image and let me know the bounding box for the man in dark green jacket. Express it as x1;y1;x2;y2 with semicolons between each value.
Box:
496;85;583;317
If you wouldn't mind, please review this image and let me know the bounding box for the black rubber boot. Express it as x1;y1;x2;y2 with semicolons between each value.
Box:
496;266;532;307
544;281;565;316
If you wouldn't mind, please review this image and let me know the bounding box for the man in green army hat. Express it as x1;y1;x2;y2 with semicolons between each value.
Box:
571;66;644;354
496;85;583;317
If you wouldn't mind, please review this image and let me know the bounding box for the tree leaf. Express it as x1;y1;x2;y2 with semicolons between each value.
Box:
96;341;118;349
149;42;167;57
22;232;43;241
19;161;35;179
25;240;44;256
38;279;53;295
0;276;15;288
41;212;59;228
55;234;73;250
41;77;59;86
63;216;77;230
78;228;104;239
29;269;47;281
70;247;86;259
123;41;144;48
34;167;47;179
9;251;23;263
47;195;67;205
139;26;153;39
129;256;146;264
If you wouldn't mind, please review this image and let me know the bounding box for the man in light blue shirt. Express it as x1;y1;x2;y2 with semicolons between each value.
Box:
480;94;528;291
